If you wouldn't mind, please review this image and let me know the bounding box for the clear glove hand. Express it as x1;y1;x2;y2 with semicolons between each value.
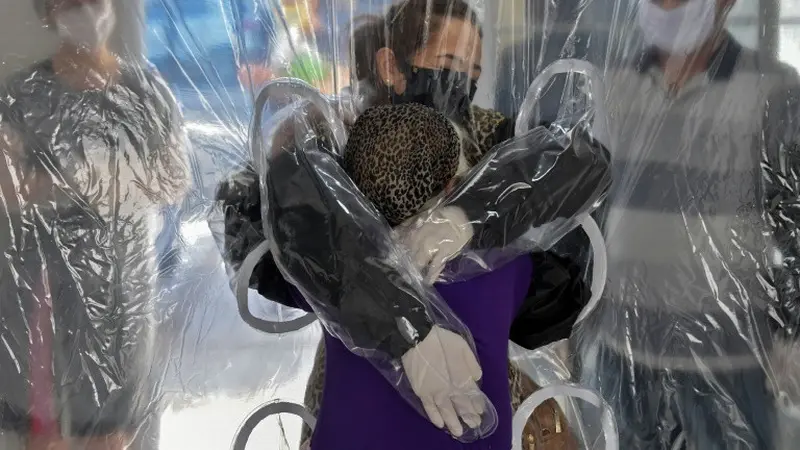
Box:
397;206;474;284
401;325;485;437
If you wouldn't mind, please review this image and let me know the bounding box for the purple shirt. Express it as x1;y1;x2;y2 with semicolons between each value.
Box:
303;255;533;450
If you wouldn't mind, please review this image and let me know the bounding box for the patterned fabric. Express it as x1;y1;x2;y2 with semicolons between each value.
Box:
343;104;460;226
464;105;514;166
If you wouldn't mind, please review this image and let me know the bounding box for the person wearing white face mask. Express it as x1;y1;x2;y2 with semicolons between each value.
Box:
0;1;190;449
53;0;116;52
637;0;720;56
571;0;800;448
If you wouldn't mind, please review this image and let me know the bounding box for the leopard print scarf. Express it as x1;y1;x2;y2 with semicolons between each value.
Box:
341;103;513;228
342;103;461;226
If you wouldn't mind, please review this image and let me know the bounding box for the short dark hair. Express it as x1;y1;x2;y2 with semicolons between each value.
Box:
351;0;482;99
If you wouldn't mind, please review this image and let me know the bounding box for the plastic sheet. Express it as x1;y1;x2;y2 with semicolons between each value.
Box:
343;96;611;283
5;0;800;448
569;3;800;450
0;1;191;449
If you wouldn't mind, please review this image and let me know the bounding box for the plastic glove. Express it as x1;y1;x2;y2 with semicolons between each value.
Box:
401;325;485;437
397;206;474;284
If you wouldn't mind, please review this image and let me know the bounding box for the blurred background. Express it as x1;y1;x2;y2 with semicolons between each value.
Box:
0;0;798;448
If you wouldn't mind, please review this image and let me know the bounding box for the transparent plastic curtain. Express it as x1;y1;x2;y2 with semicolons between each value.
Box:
567;3;800;450
2;0;800;449
217;0;615;448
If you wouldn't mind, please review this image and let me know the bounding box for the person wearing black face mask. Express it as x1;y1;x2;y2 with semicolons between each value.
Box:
350;0;515;165
390;62;479;128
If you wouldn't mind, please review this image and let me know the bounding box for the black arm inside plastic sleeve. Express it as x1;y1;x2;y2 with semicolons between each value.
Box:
446;126;612;250
510;251;589;350
265;144;434;359
216;166;298;309
763;87;800;339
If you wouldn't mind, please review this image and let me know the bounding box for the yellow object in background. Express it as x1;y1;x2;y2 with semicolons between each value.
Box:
280;0;317;32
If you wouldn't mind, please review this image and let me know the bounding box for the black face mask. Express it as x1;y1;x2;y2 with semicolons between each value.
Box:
391;64;478;127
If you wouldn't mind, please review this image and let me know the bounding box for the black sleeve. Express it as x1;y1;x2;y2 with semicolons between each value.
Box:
265;144;435;359
447;126;612;250
215;165;297;309
509;251;589;350
488;116;515;153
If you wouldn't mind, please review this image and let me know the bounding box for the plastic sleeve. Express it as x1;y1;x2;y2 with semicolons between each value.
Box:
215;166;299;309
446;126;612;250
264;143;435;359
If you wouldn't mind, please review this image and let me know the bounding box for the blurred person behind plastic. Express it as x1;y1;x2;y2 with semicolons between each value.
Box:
572;0;800;448
0;0;191;448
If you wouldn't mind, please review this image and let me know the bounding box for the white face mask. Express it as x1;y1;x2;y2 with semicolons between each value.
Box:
55;0;116;50
637;0;716;55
